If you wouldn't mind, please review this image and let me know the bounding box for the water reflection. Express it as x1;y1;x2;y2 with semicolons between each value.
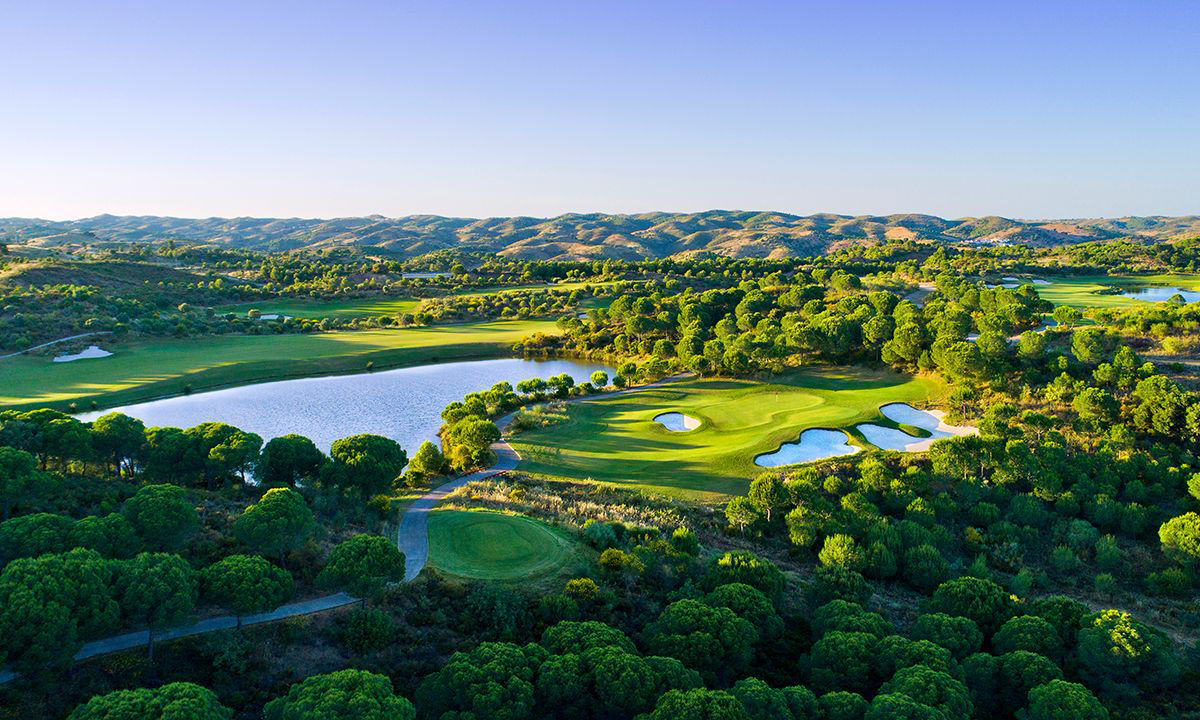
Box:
77;357;613;452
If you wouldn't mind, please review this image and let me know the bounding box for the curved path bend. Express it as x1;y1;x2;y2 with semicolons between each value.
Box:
0;373;691;682
0;331;113;360
397;414;522;580
397;372;691;579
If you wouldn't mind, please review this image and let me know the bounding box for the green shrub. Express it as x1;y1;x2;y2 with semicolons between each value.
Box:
341;608;395;654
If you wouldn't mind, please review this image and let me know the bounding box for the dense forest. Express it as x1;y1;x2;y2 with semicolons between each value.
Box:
1;231;1200;719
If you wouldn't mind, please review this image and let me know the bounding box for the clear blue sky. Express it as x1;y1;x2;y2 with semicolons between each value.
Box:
2;0;1196;220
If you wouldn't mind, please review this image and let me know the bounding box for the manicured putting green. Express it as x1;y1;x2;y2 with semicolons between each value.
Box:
510;366;949;503
427;510;574;580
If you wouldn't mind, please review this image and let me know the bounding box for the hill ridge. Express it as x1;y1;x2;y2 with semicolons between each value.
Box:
2;211;1197;260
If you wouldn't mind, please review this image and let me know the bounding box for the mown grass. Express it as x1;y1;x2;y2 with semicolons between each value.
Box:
214;297;423;319
508;367;949;503
210;280;620;320
426;509;578;580
1033;273;1200;309
0;319;557;410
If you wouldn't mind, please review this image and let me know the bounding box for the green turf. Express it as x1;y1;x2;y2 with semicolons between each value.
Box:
427;509;576;580
1032;274;1200;309
508;367;950;503
0;319;557;410
214;297;422;319
211;281;619;319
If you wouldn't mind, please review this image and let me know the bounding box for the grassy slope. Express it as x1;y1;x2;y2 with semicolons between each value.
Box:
427;509;577;580
1035;274;1200;308
509;367;949;503
209;281;615;319
0;319;556;410
214;297;423;319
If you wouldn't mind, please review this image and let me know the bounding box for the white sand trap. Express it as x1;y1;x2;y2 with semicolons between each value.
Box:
258;314;294;320
1032;279;1050;285
755;429;859;468
654;412;700;432
53;345;113;363
857;403;978;452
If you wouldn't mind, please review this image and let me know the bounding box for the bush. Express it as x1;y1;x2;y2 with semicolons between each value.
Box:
903;544;950;592
1024;679;1109;720
1146;568;1192;597
583;520;618;550
862;542;898;579
1159;512;1200;567
811;601;890;638
997;651;1062;706
1093;536;1123;574
341;608;395;654
807;566;871;607
810;632;876;693
1064;520;1099;558
819;534;865;572
1049;546;1080;576
878;665;972;720
1077;610;1180;695
928;577;1014;634
911;613;983;660
703;551;785;601
992;615;1061;660
873;636;957;679
564;577;599;601
1007;495;1049;528
819;691;868;720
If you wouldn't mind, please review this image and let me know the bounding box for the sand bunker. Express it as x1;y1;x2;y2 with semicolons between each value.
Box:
856;403;977;452
654;412;700;432
53;345;113;363
755;429;859;467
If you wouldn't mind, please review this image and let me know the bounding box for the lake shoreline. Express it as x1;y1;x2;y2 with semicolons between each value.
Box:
75;356;616;453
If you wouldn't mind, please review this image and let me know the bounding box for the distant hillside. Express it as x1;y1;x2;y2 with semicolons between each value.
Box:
0;258;206;289
2;212;1198;261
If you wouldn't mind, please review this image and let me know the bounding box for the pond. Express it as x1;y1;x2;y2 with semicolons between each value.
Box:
995;277;1050;288
76;357;613;453
856;403;978;452
755;429;859;467
653;412;700;432
1120;287;1200;303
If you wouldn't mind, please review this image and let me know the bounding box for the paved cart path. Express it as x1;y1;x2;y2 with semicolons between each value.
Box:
0;331;113;360
0;373;690;682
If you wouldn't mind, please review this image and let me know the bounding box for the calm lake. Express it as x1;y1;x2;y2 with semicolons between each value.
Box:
1120;287;1200;303
76;357;613;453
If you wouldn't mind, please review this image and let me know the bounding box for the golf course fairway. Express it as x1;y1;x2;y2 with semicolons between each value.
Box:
0;319;557;410
1031;274;1200;309
509;367;950;502
427;510;576;580
210;280;617;320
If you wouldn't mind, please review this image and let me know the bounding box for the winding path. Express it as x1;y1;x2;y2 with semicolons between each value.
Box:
0;373;691;682
0;331;113;360
397;372;691;579
397;414;522;580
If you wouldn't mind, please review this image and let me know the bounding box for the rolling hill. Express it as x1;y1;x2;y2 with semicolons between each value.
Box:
2;211;1197;261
